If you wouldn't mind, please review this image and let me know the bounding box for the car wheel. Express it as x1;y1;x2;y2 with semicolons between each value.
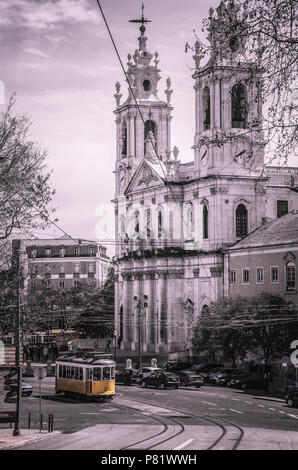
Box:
160;383;166;390
175;385;179;389
196;385;201;389
288;398;294;408
140;381;146;388
241;383;247;390
227;381;231;387
181;381;186;387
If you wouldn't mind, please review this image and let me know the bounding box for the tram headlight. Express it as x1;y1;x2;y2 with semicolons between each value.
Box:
104;387;108;391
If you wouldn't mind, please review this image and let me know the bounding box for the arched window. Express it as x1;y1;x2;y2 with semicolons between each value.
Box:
185;202;193;240
286;262;296;291
203;86;210;130
121;121;127;156
135;210;140;236
236;204;248;237
143;79;151;92
203;205;208;239
144;120;157;155
232;83;248;128
158;210;163;239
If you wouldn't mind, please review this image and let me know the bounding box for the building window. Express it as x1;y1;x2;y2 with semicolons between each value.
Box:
143;79;151;92
256;267;264;284
203;86;210;130
74;280;80;287
59;280;65;289
74;263;80;277
144;120;157;155
121;121;127;156
203;205;208;239
30;265;37;278
243;268;250;284
271;267;279;283
74;247;80;256
135;210;140;236
30;281;36;292
236;204;248;238
88;247;95;256
277;200;288;218
59;248;65;258
230;270;236;284
286;262;296;291
59;265;65;278
231;83;248;128
45;248;51;257
88;263;95;277
31;248;37;258
146;209;151;240
158;210;163;239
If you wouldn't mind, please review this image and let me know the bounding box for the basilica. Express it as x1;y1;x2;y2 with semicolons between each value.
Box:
112;7;298;355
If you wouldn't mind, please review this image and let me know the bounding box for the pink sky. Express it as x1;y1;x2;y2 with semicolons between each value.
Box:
0;0;294;256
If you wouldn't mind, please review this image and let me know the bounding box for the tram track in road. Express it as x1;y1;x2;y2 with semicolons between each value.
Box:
107;396;245;450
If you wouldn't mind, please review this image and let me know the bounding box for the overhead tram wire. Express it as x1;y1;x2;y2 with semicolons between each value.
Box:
95;1;219;296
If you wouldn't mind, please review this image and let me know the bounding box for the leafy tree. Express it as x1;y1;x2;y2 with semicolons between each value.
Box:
187;0;298;164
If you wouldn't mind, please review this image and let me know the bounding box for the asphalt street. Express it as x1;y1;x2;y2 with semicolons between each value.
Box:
2;377;298;450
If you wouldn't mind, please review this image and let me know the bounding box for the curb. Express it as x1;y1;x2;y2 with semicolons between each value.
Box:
0;431;61;450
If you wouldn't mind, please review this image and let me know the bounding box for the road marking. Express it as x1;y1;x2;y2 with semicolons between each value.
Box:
279;411;285;414
287;414;298;419
219;395;227;398
257;404;265;408
173;439;194;450
229;409;243;414
202;401;217;406
269;408;276;411
245;401;253;404
231;398;240;401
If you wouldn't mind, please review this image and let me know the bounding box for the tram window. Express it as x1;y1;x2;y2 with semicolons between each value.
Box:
87;369;92;380
62;365;66;378
74;368;78;380
79;368;83;381
71;367;75;380
111;367;115;379
102;367;110;380
66;366;70;379
93;368;102;380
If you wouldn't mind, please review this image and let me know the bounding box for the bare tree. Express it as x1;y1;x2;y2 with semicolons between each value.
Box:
187;0;298;165
0;95;55;244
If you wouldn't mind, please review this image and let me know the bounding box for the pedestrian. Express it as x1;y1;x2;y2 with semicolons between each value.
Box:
264;370;271;393
43;345;48;362
105;339;111;352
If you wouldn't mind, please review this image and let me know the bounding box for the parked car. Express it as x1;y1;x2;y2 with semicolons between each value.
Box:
190;363;224;376
136;367;164;383
115;369;139;386
207;368;227;384
140;371;180;389
163;361;192;372
212;368;240;385
285;386;298;408
175;370;204;388
229;372;264;390
4;381;33;402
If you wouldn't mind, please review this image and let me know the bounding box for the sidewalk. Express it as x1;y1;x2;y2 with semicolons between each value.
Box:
0;428;61;450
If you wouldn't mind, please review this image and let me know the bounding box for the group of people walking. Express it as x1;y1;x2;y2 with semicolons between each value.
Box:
23;343;64;362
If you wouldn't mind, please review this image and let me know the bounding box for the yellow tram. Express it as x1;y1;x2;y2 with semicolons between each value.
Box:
55;352;116;400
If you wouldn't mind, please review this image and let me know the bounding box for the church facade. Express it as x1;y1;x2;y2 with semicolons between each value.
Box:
112;10;298;354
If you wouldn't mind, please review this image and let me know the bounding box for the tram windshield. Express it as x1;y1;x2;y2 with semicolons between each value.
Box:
92;366;115;381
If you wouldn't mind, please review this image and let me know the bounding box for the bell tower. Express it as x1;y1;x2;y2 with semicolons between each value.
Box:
113;4;173;196
192;2;264;178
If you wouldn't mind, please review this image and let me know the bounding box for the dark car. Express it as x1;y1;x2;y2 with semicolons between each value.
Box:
285;386;298;408
212;368;240;385
115;369;139;386
163;361;192;372
176;370;204;388
207;368;227;384
190;363;224;375
229;372;264;390
140;371;180;389
136;367;164;383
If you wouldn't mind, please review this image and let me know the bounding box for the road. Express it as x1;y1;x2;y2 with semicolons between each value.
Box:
3;377;298;450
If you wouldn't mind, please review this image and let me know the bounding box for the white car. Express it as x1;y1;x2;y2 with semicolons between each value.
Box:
137;367;163;383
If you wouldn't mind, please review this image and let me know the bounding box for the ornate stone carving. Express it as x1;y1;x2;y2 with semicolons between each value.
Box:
137;166;158;186
210;186;228;195
210;265;223;277
193;268;200;278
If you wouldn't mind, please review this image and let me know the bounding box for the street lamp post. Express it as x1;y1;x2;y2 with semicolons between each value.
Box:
134;295;148;369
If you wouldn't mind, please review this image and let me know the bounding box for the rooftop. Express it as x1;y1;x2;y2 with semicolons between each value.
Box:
229;210;298;250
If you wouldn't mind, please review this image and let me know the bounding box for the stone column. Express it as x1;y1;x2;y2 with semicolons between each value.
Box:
128;114;135;157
